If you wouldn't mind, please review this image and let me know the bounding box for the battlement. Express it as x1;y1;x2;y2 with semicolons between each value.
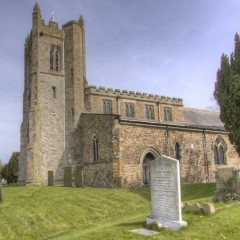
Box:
85;85;183;105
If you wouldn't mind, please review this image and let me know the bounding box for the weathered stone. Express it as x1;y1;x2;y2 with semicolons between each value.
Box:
146;156;187;230
64;167;72;187
193;203;202;213
202;203;215;214
75;166;83;187
183;203;192;212
214;167;236;201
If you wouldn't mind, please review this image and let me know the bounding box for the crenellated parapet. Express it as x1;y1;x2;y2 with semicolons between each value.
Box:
85;85;183;105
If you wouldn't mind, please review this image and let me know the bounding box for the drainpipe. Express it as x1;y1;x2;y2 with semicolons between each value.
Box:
202;130;209;182
165;126;170;156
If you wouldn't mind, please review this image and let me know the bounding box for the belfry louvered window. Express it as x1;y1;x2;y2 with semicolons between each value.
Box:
50;45;62;71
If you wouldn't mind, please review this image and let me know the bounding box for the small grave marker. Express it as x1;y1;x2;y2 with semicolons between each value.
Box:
64;167;72;187
75;166;83;188
48;171;54;186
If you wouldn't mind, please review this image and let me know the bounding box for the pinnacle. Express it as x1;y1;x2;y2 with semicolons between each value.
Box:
33;0;40;13
78;16;85;26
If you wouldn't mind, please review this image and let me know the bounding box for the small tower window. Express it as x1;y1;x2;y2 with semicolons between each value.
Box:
50;45;62;71
52;86;56;98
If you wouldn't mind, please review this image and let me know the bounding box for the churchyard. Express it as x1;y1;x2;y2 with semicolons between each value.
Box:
0;183;240;239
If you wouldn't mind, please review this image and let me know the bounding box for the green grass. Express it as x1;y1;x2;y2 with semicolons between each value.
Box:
0;183;240;239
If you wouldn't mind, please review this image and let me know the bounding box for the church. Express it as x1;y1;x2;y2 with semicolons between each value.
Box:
18;2;240;187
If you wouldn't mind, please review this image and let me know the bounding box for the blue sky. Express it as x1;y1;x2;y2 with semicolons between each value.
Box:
0;0;240;163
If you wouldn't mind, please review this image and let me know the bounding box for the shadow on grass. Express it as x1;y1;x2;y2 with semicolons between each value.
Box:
124;187;151;201
181;183;216;202
117;221;146;228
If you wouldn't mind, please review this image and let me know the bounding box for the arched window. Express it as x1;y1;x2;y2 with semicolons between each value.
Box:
50;45;62;71
142;153;155;185
214;145;219;164
213;137;226;165
219;145;224;164
92;136;99;162
175;142;181;161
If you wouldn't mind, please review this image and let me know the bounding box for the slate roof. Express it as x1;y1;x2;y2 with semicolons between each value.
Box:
183;108;225;130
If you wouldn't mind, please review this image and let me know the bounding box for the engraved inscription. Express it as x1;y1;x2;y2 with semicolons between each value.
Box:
150;157;180;221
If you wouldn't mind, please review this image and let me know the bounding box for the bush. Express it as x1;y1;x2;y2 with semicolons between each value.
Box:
2;152;19;184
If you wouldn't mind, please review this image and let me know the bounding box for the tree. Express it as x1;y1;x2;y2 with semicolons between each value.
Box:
0;159;4;178
2;152;19;184
214;33;240;155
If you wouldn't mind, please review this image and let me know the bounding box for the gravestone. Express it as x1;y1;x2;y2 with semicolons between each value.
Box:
75;166;84;188
214;167;237;201
64;167;72;187
48;171;54;186
146;155;187;230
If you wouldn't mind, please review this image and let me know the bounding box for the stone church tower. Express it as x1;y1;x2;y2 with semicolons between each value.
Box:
18;2;86;185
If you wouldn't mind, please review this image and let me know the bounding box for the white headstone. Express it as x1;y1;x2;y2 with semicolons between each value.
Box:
146;155;187;230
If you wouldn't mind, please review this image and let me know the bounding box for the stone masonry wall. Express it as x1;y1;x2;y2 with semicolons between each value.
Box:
119;122;240;187
74;114;122;187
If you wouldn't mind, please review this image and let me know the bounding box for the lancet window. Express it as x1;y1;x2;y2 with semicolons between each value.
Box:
213;137;226;165
50;45;62;71
92;135;99;162
175;142;181;161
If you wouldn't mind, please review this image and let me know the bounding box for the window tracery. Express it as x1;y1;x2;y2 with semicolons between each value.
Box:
213;137;226;165
145;105;154;119
50;45;62;71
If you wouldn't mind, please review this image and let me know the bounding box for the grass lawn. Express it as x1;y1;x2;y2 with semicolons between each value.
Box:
0;183;240;239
